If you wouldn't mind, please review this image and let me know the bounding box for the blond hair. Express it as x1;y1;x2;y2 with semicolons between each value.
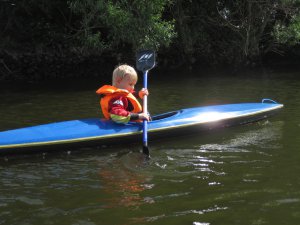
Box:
112;64;138;86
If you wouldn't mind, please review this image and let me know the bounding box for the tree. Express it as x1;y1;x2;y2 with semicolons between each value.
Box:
0;0;72;50
69;0;176;54
273;0;300;47
1;0;300;72
170;0;300;66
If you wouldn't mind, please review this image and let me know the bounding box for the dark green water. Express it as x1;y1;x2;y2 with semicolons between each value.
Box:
1;68;300;225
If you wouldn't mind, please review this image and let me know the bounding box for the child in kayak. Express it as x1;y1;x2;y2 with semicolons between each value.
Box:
96;64;149;124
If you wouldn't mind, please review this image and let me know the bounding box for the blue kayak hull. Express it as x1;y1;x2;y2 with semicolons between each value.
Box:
0;100;283;155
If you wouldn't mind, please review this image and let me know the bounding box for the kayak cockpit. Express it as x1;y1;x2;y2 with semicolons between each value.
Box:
127;110;180;126
151;111;180;121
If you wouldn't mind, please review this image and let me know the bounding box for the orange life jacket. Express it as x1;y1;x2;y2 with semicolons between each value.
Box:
96;85;142;120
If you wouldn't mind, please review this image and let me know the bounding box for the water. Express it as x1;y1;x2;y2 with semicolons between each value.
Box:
1;68;300;225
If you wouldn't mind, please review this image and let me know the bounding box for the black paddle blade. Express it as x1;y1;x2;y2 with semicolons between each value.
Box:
136;50;156;72
143;145;150;158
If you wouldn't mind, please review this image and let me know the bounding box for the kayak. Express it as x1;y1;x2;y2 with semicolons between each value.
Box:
0;99;283;155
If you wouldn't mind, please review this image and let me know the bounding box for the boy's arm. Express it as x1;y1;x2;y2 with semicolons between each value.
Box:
109;96;139;123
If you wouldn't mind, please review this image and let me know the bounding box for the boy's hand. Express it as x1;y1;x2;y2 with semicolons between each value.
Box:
138;88;149;99
138;112;150;121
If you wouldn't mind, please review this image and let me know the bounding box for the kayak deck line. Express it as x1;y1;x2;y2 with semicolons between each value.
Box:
0;101;284;154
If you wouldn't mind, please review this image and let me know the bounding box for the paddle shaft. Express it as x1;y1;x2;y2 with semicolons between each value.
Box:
142;70;149;156
136;49;155;157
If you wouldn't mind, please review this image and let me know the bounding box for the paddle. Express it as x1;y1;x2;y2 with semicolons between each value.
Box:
136;50;156;157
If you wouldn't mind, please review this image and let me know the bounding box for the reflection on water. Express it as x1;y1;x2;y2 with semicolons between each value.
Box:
98;153;155;209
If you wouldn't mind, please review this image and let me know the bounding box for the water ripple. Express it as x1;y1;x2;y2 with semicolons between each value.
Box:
141;205;228;223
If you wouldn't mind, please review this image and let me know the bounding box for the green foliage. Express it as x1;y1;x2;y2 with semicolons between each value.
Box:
169;0;300;65
69;0;176;52
1;0;300;71
274;13;300;45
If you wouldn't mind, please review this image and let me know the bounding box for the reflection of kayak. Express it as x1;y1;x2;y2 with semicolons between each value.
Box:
0;99;283;155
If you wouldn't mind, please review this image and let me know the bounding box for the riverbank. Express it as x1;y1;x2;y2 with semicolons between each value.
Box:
1;49;299;84
0;50;119;82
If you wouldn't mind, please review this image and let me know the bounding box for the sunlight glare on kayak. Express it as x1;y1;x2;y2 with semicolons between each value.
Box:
193;111;240;122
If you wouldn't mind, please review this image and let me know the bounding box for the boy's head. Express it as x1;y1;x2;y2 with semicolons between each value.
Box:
112;64;138;93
